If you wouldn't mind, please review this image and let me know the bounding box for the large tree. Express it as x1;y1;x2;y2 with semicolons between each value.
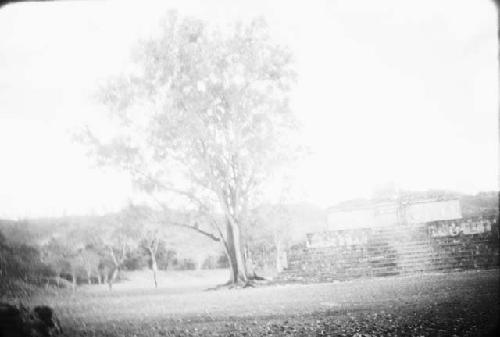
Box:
82;13;297;285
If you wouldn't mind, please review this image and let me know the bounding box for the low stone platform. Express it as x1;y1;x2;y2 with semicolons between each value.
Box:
277;216;499;283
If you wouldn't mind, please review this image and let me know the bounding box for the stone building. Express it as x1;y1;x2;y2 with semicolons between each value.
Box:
326;198;462;230
278;197;498;283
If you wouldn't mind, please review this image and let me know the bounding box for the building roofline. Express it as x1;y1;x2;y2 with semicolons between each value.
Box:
327;197;460;213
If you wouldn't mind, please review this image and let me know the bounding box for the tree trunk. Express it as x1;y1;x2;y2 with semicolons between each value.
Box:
221;240;235;282
56;272;61;287
87;267;92;285
71;273;77;293
108;267;119;291
97;274;102;285
150;250;158;289
276;241;283;273
244;245;259;278
108;246;122;290
195;256;204;270
282;250;288;270
226;218;248;284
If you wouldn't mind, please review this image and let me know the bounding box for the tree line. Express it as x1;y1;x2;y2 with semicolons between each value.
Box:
0;201;311;295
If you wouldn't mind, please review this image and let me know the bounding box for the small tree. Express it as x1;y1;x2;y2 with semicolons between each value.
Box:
81;13;297;285
99;214;138;290
248;203;292;273
138;221;164;288
141;234;161;288
80;248;101;285
67;254;86;292
49;235;86;292
42;238;69;287
118;204;165;288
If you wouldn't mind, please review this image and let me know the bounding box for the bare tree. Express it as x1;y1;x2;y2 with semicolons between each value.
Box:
137;212;164;288
80;249;100;285
99;216;137;290
143;232;161;288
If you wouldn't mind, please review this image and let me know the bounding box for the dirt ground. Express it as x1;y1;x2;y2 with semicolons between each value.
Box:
31;270;500;336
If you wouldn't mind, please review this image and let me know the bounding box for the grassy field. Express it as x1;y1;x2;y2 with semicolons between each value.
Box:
27;269;500;336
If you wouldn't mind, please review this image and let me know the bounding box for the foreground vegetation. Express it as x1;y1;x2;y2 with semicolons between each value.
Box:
15;270;496;337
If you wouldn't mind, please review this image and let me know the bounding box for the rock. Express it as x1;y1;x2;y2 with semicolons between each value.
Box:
0;303;62;337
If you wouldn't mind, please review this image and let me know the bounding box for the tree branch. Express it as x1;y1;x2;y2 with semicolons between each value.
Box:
144;193;222;243
168;221;221;242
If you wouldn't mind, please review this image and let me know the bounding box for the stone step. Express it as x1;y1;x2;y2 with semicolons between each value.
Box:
278;217;499;283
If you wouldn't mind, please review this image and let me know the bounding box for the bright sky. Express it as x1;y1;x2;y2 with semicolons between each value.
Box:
0;0;497;218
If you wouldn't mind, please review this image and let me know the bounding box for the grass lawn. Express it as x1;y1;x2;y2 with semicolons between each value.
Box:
28;269;500;336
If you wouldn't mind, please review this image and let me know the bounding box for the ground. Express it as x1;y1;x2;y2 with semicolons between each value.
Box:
27;269;500;336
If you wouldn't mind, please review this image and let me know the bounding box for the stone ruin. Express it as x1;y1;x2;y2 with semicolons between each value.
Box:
278;216;499;283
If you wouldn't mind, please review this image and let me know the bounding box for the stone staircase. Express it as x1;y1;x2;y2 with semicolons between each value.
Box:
276;217;499;283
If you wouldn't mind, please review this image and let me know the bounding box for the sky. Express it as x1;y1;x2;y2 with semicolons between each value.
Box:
0;0;497;218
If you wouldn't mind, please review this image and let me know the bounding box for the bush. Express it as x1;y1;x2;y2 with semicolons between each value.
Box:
1;239;48;281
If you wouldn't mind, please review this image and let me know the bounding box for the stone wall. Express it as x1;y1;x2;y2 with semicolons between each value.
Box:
278;216;499;283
